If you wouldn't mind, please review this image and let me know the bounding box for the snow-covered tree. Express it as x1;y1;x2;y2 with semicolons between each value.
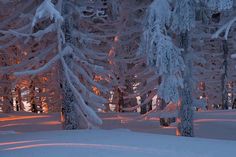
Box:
170;0;234;136
0;0;112;129
137;0;234;136
139;0;185;104
212;9;236;109
170;0;197;137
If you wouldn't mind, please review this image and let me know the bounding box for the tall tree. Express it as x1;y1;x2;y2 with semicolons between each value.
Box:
171;0;234;136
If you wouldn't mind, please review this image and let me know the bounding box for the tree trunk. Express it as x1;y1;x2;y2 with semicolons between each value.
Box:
61;80;87;129
117;88;124;112
140;94;147;114
29;80;37;113
1;74;13;113
16;86;24;111
221;40;229;110
60;1;87;129
37;87;43;113
147;98;152;111
176;31;194;137
140;91;152;114
177;86;194;136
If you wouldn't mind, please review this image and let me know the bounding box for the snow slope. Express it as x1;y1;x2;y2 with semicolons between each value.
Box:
0;129;236;157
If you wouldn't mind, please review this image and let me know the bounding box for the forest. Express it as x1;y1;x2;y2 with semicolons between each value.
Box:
0;0;236;157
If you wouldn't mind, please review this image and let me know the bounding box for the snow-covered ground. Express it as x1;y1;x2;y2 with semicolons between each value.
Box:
1;110;236;140
0;129;236;157
101;110;236;141
0;110;236;157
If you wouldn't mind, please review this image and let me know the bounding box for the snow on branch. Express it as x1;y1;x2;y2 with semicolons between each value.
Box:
212;17;236;40
14;54;60;76
0;44;56;74
139;0;185;103
66;63;107;107
171;0;195;34
204;0;233;11
72;60;109;94
32;0;63;27
14;46;73;76
61;57;103;127
0;23;57;40
211;14;236;68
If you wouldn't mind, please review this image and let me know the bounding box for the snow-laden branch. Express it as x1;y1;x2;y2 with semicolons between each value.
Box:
14;55;60;76
212;13;236;68
61;56;103;127
204;0;233;11
72;59;109;94
122;90;156;112
139;0;185;103
0;23;57;40
0;44;56;74
171;0;196;34
32;0;63;27
72;53;112;82
14;46;72;76
65;63;107;107
212;17;236;40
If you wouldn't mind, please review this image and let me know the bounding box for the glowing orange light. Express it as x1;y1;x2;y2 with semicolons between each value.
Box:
0;115;51;122
194;118;236;123
176;128;181;136
114;36;119;42
4;143;144;152
92;86;100;95
39;121;61;125
94;75;103;81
